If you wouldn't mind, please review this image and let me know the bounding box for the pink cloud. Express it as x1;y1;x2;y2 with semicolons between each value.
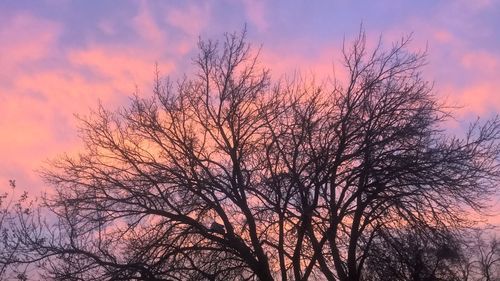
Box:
460;51;498;73
132;0;166;45
0;14;62;192
242;0;268;32
457;83;500;115
98;20;116;35
1;2;498;212
442;51;499;116
166;3;209;36
0;13;60;74
0;11;180;194
454;0;493;11
69;46;158;87
433;30;454;44
376;11;500;117
164;3;211;56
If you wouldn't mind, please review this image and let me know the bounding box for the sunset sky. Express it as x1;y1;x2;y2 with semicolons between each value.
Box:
1;0;499;220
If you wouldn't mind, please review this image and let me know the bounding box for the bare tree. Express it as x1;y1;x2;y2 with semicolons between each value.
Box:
0;180;37;281
0;181;16;278
363;226;463;281
1;30;499;281
458;230;500;281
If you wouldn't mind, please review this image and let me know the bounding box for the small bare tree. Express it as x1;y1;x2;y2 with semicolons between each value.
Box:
1;30;499;281
363;226;463;281
458;230;500;281
0;181;15;278
0;180;37;281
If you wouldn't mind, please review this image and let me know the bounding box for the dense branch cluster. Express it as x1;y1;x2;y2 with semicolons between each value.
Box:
1;30;499;281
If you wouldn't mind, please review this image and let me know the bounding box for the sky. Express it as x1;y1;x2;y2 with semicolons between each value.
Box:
0;0;499;221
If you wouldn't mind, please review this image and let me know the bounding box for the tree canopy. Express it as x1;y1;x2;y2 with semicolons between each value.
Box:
1;30;499;281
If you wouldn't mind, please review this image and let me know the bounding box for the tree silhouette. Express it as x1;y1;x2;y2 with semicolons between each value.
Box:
457;230;500;281
1;30;499;281
363;226;463;281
